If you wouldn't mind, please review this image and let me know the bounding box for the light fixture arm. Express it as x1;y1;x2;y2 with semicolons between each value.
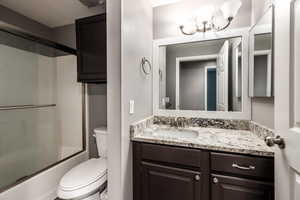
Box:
179;25;197;35
179;21;213;35
211;17;233;31
179;15;235;35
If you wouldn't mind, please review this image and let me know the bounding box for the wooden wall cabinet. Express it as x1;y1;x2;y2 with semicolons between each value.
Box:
76;14;107;83
133;142;274;200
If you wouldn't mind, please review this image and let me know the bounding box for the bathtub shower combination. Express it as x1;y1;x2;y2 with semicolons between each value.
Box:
0;27;85;192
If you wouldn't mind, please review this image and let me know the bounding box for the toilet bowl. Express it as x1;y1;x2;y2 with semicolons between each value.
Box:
57;127;107;200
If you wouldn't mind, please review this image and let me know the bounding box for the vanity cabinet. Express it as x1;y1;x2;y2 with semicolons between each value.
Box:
76;14;107;83
133;142;274;200
133;142;210;200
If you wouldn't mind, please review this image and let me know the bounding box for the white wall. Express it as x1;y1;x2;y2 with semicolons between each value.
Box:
107;0;154;200
251;0;274;128
251;0;273;26
121;1;153;200
251;97;274;128
107;0;122;199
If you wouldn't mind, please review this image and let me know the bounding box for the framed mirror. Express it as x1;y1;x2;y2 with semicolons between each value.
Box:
249;5;273;97
153;29;251;119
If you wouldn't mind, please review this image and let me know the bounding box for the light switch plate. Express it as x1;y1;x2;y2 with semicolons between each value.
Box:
162;98;166;106
129;100;134;114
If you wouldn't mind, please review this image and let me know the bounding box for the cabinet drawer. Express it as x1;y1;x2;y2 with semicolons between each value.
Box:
211;152;274;180
140;143;208;169
211;174;274;200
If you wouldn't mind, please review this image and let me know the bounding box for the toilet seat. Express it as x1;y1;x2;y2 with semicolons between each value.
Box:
57;158;107;200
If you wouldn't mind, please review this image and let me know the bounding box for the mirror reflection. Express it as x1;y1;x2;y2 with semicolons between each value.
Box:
159;37;242;112
250;7;273;97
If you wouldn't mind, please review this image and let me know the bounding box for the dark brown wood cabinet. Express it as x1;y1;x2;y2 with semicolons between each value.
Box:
133;142;274;200
76;14;106;83
211;174;274;200
141;162;203;200
210;152;274;180
133;142;209;200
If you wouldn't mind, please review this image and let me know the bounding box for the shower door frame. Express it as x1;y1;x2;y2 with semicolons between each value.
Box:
0;26;87;193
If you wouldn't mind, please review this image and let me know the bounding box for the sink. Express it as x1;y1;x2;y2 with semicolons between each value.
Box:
143;128;199;139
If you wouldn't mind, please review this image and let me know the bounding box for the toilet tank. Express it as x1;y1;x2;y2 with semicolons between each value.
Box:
94;127;107;158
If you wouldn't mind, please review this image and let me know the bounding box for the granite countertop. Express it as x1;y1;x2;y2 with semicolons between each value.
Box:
131;124;274;157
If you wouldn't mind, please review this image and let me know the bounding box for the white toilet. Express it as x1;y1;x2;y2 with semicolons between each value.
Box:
57;127;108;200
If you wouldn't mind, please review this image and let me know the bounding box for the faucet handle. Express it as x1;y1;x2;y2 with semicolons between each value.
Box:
177;117;187;128
155;118;161;124
169;118;176;127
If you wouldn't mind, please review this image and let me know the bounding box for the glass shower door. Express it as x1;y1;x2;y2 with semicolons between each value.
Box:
0;28;84;191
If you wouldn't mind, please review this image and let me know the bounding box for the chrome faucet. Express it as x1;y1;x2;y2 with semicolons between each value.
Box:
170;117;187;128
176;117;186;128
170;118;177;127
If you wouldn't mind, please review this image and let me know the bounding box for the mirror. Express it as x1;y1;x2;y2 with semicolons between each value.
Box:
249;6;273;97
158;37;243;112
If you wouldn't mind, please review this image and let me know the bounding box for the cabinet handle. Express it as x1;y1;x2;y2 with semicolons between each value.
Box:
232;163;255;170
213;177;218;184
194;175;200;181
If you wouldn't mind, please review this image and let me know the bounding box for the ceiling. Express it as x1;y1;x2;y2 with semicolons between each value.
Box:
151;0;182;7
0;0;105;28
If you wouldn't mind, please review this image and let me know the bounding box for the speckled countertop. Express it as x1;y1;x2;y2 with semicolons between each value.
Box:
130;116;274;157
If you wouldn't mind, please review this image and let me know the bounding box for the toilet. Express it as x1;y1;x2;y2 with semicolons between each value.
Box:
57;127;108;200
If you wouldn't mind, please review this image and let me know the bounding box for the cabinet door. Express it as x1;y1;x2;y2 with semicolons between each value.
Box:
76;14;106;83
141;162;206;200
211;174;274;200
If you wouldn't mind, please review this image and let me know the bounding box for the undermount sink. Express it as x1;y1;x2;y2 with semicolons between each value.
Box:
143;128;199;139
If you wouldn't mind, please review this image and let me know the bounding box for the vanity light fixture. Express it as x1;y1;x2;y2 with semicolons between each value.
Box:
179;0;242;35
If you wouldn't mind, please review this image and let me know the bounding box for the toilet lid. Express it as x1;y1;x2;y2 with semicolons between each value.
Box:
94;126;107;134
59;158;107;191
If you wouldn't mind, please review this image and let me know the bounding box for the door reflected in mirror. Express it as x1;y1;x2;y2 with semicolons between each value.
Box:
158;37;243;112
249;6;273;97
254;33;272;97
